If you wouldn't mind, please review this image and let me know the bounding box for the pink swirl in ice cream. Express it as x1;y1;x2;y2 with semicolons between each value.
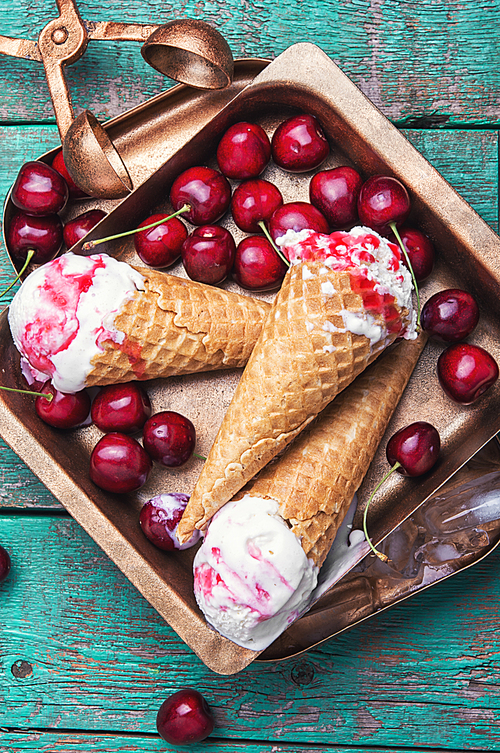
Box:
277;226;417;341
193;495;318;649
8;253;145;393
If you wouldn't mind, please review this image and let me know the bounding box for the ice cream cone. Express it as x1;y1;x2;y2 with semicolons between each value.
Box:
178;227;416;543
85;267;271;387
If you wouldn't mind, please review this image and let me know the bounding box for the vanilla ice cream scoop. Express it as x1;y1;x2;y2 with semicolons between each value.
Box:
193;494;318;650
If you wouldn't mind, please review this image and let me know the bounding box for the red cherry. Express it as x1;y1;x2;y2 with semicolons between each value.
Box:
170;166;231;225
139;493;200;551
11;161;69;215
358;175;410;232
309;166;362;228
216;122;271;179
271;114;329;172
90;433;152;493
35;382;91;429
233;236;287;291
181;225;236;284
269;201;329;245
393;226;435;282
231;179;283;233
134;213;188;268
0;544;11;583
63;209;107;248
156;688;214;745
143;411;196;467
91;383;152;434
52;150;88;199
421;289;479;343
386;421;441;476
7;211;63;264
437;343;499;404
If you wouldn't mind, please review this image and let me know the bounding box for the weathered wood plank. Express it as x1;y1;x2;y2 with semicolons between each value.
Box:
0;0;499;126
1;515;500;748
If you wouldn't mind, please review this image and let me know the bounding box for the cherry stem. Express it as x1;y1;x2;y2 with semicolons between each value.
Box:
389;221;421;326
0;249;35;300
362;461;401;562
82;204;191;251
193;452;207;461
0;384;52;401
258;221;290;267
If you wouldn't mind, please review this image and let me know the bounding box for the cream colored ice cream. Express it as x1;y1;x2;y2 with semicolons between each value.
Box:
193;494;318;650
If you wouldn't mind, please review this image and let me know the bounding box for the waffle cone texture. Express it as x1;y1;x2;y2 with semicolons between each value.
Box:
177;260;414;543
85;268;271;387
236;333;427;568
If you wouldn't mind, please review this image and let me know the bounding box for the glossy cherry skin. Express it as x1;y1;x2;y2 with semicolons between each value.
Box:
421;289;479;343
231;179;283;233
63;209;107;248
7;211;63;264
52;150;88;199
437;343;499;404
12;160;69;215
358;175;410;232
394;226;435;282
91;382;152;434
268;201;329;245
386;421;440;477
271;114;329;172
134;213;188;268
90;433;152;493
181;225;236;284
309;165;363;228
0;545;11;583
217;122;271;179
139;493;201;551
35;382;91;429
170;166;231;225
233;236;287;291
143;411;196;468
156;688;214;745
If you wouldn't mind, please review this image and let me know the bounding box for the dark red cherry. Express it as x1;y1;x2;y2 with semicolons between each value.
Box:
358;175;410;232
309;166;363;228
91;382;152;434
156;688;214;745
0;545;11;583
386;421;440;476
421;289;479;343
143;411;196;468
269;201;329;245
139;493;200;551
7;211;63;264
234;236;287;291
271;114;329;172
90;433;152;493
217;122;271;179
35;382;91;429
182;225;236;284
63;209;107;248
170;166;231;225
134;213;188;268
393;226;435;282
231;179;283;233
12;160;69;215
437;343;499;404
52;150;88;199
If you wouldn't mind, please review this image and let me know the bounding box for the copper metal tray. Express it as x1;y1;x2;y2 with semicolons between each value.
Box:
2;43;500;674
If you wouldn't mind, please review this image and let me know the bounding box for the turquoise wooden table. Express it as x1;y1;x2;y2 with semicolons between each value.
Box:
1;1;500;750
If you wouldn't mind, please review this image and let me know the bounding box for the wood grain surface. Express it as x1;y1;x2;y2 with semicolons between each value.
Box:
1;1;500;750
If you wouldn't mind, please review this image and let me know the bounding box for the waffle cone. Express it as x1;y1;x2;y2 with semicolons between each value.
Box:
236;333;427;567
85;268;271;387
177;260;414;543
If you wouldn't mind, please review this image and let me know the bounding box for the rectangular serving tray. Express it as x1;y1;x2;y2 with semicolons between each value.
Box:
1;43;500;674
